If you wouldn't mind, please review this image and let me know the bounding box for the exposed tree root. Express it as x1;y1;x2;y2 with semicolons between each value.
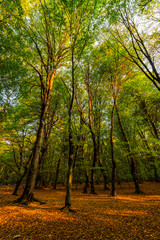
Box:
83;187;88;193
32;196;45;204
90;191;97;195
135;190;145;194
13;194;45;205
109;192;117;197
60;205;76;212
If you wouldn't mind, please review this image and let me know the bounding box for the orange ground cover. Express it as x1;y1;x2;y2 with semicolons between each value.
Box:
0;182;160;240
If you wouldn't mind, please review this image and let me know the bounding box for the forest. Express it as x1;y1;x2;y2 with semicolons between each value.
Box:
0;0;160;238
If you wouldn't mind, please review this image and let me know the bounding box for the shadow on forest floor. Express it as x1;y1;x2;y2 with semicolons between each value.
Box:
0;182;160;240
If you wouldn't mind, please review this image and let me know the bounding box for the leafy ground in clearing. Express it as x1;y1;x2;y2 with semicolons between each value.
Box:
0;182;160;240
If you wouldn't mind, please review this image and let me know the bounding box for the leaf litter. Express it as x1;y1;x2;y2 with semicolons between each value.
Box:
0;182;160;240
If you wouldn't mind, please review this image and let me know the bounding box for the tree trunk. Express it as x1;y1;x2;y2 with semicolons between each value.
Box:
35;146;47;189
64;47;75;210
99;158;109;190
65;128;74;208
110;104;116;196
116;105;142;194
83;169;89;193
90;132;97;194
130;156;141;194
153;160;159;182
140;100;159;139
13;166;28;195
15;102;49;203
13;156;32;195
53;157;61;189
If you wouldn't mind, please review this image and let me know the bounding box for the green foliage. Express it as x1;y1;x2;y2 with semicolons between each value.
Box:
0;0;159;186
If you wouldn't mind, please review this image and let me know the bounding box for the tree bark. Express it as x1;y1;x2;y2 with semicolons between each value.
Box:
15;102;49;203
53;157;61;189
90;131;97;194
64;47;75;210
99;158;109;190
13;166;28;195
110;104;116;196
116;105;141;194
13;155;32;195
83;169;89;193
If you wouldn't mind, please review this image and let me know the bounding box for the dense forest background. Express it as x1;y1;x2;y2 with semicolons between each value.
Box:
0;0;160;207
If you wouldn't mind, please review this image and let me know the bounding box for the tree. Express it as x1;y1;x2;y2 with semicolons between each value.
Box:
12;0;70;203
60;0;106;210
110;4;160;91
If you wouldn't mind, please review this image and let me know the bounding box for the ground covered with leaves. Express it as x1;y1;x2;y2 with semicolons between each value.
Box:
0;182;160;240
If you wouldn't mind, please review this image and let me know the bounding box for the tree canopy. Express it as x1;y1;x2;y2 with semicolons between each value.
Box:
0;0;160;205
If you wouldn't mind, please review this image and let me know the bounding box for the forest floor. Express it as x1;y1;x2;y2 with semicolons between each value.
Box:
0;182;160;240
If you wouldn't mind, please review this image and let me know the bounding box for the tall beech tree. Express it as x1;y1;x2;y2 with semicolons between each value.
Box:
60;0;105;210
14;0;70;203
116;105;142;194
76;60;108;194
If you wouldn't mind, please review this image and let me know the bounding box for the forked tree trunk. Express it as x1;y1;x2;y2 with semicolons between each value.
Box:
15;102;49;203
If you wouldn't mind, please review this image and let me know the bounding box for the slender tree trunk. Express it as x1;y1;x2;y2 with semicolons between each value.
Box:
110;104;116;196
64;47;75;211
53;157;61;189
154;164;159;182
116;105;141;194
13;156;32;195
97;106;109;190
90;132;97;194
130;156;141;194
99;158;109;190
13;166;28;195
140;100;159;139
65;127;74;208
73;144;79;175
83;169;89;193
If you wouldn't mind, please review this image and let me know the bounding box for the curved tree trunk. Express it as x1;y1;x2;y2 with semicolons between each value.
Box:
13;166;28;195
13;156;32;195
